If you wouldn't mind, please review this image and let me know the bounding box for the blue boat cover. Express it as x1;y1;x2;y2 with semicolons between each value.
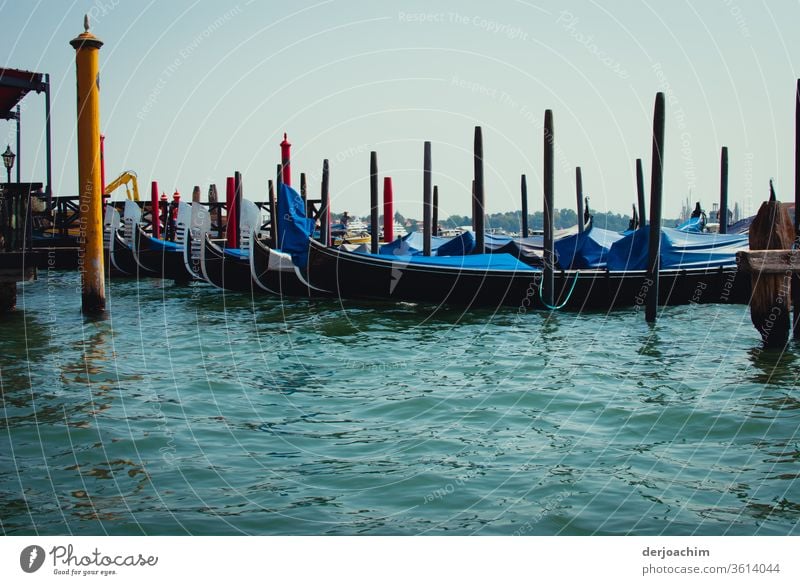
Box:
146;236;183;252
223;247;249;259
277;183;315;268
355;248;537;272
675;216;704;232
379;230;475;256
379;232;454;255
554;226;623;269
606;226;748;271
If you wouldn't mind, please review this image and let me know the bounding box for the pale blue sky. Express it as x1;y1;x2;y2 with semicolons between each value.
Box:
2;0;799;218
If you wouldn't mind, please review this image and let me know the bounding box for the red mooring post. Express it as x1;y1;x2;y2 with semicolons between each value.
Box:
384;177;394;242
150;180;160;240
225;176;237;248
280;133;292;187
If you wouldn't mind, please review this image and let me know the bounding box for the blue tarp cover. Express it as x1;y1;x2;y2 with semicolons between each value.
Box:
379;230;476;256
606;226;748;271
355;248;537;272
675;216;704;232
554;226;623;269
277;183;315;268
146;236;183;252
223;247;249;259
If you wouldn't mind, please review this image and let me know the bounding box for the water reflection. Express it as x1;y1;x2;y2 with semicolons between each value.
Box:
746;346;800;386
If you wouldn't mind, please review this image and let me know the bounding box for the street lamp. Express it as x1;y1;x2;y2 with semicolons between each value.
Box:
2;145;15;183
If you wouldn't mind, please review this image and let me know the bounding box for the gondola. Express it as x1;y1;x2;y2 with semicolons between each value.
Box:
304;234;751;310
200;233;255;292
249;236;329;298
132;201;197;282
106;202;159;278
198;199;262;292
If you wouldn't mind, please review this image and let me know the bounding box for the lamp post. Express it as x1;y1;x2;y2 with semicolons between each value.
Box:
2;145;15;183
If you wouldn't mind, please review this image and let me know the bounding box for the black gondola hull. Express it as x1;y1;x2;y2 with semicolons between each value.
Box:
250;237;329;298
306;239;751;310
200;234;255;292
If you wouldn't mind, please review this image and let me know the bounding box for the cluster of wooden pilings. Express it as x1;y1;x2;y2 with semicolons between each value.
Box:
736;79;800;348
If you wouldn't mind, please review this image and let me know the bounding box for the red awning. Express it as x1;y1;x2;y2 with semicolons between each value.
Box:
0;68;45;119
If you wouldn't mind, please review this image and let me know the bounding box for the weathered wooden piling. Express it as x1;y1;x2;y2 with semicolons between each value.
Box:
268;179;277;249
575;167;584;233
739;187;794;346
320;159;330;246
719;147;729;234
646;92;665;323
473;127;485;254
70;15;105;313
383;177;394;242
300;172;307;203
192;185;201;203
208;184;220;238
225;176;237;248
794;79;800;339
543;109;555;308
423;141;432;257
150;181;160;240
432;185;439;237
370;151;379;254
636;158;646;227
234;171;243;247
520;174;529;237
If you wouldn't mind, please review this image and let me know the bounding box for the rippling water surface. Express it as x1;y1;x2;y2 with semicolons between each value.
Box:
1;271;798;535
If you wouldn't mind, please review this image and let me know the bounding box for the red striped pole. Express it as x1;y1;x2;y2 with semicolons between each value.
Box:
280;133;291;186
150;180;160;239
225;176;237;248
383;176;394;242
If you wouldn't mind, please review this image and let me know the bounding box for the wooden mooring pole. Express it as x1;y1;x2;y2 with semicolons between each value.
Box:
794;78;800;339
70;15;105;313
268;179;277;249
719;147;729;234
520;174;529;238
320;159;330;247
370;151;379;254
636;158;646;227
542;109;555;308
208;184;220;238
737;185;794;347
423;141;432;257
473;127;485;254
646;92;665;323
432;185;439;237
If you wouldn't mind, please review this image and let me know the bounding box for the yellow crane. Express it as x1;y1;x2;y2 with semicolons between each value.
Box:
103;170;140;201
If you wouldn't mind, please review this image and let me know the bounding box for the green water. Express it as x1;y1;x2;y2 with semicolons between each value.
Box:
1;270;798;535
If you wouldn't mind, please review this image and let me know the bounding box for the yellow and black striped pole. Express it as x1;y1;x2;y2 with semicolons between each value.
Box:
70;15;105;313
